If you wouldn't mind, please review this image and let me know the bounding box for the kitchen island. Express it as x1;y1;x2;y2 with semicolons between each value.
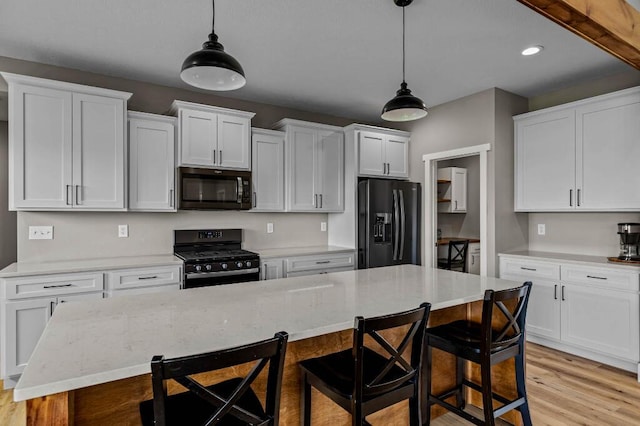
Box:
15;265;524;425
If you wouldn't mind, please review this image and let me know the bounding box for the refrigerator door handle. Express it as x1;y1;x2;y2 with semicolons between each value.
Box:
392;189;399;261
399;189;405;260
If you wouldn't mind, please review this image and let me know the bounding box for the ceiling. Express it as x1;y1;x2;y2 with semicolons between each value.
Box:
0;0;635;123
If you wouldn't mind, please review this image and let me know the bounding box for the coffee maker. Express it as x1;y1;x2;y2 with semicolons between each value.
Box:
617;223;640;260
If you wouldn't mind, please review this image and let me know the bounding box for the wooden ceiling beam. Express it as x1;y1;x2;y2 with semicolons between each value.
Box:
517;0;640;69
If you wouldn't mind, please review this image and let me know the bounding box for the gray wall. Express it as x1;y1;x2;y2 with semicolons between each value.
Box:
0;121;17;267
408;88;528;276
0;56;394;262
526;70;640;257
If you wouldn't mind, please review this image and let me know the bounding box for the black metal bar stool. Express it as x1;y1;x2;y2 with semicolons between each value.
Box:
437;240;469;272
423;283;533;426
139;331;288;426
299;303;431;426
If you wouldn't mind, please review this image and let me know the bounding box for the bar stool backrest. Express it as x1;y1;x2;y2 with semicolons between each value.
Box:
481;283;532;354
353;303;431;399
150;331;288;426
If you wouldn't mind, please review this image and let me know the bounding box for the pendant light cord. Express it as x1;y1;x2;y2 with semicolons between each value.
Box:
211;0;216;33
402;5;406;84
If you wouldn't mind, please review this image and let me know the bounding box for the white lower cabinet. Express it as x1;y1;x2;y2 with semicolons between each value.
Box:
106;265;182;296
466;243;481;275
499;254;640;376
260;251;355;280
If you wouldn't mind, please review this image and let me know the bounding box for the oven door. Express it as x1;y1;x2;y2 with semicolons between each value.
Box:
178;167;252;210
184;269;260;289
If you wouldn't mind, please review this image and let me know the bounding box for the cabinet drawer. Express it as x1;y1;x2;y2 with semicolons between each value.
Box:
106;266;182;290
4;272;104;300
561;265;639;291
500;258;560;280
286;252;355;274
286;266;354;278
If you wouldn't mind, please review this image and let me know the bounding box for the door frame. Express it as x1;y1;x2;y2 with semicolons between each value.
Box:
422;144;491;276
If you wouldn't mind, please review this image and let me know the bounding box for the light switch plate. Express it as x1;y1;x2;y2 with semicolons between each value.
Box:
321;222;327;232
29;226;53;240
267;223;274;234
537;224;545;236
118;224;129;238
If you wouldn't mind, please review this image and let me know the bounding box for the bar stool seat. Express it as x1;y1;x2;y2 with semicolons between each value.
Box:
424;283;533;426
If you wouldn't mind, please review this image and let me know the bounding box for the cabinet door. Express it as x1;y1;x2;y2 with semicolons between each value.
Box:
576;93;640;210
466;243;480;275
217;114;250;170
527;280;562;340
129;118;176;211
515;110;576;211
252;132;284;211
288;127;317;211
72;93;125;209
10;84;73;209
179;109;217;167
451;168;467;212
316;130;344;212
561;284;639;361
3;298;54;377
261;259;284;280
358;131;385;176
385;135;409;178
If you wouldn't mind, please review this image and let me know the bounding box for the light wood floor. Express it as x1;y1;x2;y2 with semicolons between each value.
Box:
1;343;639;425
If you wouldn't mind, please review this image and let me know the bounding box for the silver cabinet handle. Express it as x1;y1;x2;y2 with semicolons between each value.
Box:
577;189;581;207
316;260;331;264
213;149;216;164
219;150;222;164
319;194;323;209
66;185;72;205
253;192;257;208
75;185;82;205
44;283;73;289
561;285;565;301
554;284;557;300
138;276;158;280
383;163;386;175
520;267;537;271
586;275;607;280
387;163;390;175
454;200;458;210
169;189;174;207
314;194;318;208
569;189;573;207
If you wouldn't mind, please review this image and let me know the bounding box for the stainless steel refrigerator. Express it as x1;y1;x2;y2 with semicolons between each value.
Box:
358;179;421;268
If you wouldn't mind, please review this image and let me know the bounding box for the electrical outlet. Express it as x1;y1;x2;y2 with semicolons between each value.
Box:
321;222;327;232
118;224;129;238
29;226;53;240
537;224;546;236
267;223;274;234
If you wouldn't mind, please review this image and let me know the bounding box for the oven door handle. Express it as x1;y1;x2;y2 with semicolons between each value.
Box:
186;268;260;279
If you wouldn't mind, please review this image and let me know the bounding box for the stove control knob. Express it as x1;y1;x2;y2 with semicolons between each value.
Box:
236;262;243;268
195;265;202;272
245;261;252;268
221;263;228;270
205;264;212;271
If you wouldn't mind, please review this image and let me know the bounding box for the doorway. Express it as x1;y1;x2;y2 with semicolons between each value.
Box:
423;144;490;276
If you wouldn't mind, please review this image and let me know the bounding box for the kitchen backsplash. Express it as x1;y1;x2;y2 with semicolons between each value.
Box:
17;211;329;262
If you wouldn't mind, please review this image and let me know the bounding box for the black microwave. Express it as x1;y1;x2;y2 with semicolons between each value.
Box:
178;167;252;210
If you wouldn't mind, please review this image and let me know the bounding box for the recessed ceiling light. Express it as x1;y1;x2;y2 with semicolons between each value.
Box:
522;45;544;56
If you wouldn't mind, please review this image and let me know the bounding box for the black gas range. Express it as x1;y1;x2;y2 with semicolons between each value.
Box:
174;229;260;289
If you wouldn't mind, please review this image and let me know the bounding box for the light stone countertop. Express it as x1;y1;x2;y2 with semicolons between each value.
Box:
499;250;640;271
13;265;522;401
251;245;355;259
0;255;183;278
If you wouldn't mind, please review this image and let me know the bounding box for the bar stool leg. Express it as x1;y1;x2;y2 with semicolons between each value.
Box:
422;342;433;425
515;352;532;426
302;372;312;426
455;356;465;409
480;360;496;426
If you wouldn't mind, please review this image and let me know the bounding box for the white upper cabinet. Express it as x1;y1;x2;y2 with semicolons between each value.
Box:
437;167;467;213
128;112;176;211
2;73;131;211
251;128;285;211
274;119;344;212
170;101;254;170
514;86;640;212
357;129;409;179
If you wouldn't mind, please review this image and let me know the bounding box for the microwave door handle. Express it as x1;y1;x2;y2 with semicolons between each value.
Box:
237;177;243;203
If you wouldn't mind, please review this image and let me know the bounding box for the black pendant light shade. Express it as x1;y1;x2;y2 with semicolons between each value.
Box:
180;0;246;91
381;82;427;121
381;0;427;122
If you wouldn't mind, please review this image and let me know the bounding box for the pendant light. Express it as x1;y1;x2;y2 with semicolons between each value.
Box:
381;0;427;122
180;0;246;91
